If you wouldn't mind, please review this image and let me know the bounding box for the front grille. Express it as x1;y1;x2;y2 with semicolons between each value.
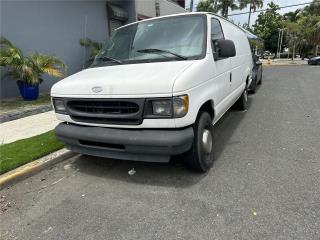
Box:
65;99;145;125
71;116;141;125
68;100;139;114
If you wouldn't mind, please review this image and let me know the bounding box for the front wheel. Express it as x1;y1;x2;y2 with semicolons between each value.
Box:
184;112;214;172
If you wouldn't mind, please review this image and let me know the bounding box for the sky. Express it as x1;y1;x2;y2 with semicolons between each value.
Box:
186;0;307;26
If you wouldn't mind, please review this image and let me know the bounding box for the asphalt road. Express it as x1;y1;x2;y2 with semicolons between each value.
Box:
1;66;320;240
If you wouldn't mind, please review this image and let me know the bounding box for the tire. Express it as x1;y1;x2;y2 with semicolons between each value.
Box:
250;77;257;94
235;86;248;111
257;71;262;85
184;112;214;172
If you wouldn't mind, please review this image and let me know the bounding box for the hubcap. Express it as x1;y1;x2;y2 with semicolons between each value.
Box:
202;129;213;154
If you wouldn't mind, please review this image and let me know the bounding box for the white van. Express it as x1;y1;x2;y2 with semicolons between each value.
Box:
52;13;252;172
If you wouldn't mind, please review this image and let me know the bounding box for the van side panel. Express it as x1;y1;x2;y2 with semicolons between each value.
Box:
174;15;254;128
173;55;219;128
219;19;253;97
173;16;232;127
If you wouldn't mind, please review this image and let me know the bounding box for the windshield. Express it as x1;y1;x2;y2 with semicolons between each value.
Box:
91;15;206;67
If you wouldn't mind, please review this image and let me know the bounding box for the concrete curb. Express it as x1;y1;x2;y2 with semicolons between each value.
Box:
0;148;77;190
263;63;307;67
0;104;52;123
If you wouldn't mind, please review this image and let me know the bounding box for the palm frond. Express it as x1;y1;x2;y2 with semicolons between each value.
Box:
0;36;24;61
1;36;67;85
0;36;14;48
28;53;67;78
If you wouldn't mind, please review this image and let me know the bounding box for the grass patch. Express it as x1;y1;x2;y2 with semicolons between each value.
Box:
0;131;64;174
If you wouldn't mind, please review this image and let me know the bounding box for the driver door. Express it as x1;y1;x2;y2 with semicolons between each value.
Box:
210;17;232;121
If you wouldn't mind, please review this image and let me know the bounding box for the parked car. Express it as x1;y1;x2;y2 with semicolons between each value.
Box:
51;13;253;172
262;51;275;59
308;56;320;65
249;54;262;93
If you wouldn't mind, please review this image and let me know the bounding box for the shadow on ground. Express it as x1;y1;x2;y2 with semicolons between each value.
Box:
71;98;252;188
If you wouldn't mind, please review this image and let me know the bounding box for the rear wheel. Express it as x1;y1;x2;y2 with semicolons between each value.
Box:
258;71;262;85
184;112;214;172
250;77;257;94
235;87;248;111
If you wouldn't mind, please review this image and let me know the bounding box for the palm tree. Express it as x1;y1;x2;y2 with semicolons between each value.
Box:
80;38;103;67
196;0;214;12
285;21;300;60
299;16;320;56
0;36;66;86
283;9;301;22
239;0;263;26
303;0;320;16
216;0;238;17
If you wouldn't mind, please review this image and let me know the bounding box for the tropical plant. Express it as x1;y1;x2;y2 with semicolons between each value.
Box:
239;0;264;26
283;9;301;22
303;0;320;16
285;21;300;60
80;38;103;67
298;15;320;56
216;0;239;17
0;36;66;86
252;0;319;56
196;0;215;12
252;2;284;53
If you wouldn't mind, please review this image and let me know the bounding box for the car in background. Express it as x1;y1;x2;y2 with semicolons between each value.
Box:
249;54;262;93
262;51;275;59
308;56;320;65
244;30;263;94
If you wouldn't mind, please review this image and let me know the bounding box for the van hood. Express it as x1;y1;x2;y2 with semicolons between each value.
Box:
51;61;195;96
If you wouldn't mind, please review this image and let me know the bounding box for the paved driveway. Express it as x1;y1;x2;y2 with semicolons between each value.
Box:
1;66;320;240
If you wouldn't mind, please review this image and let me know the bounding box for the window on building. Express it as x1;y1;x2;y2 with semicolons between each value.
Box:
107;4;128;34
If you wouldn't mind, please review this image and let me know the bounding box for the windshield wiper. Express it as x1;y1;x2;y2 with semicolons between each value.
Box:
137;48;188;60
95;56;122;64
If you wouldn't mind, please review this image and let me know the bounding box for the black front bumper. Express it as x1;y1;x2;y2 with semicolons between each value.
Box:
55;123;194;162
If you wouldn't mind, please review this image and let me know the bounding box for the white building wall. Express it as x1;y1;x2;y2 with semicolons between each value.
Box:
159;0;187;15
135;0;186;19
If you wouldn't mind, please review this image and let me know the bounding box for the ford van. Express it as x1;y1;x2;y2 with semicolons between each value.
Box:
52;13;253;172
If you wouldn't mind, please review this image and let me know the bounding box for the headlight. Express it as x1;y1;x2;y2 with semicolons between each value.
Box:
173;95;188;118
144;95;188;118
52;98;66;113
152;100;172;116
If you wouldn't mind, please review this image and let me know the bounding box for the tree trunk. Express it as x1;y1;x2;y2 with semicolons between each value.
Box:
213;0;218;13
292;44;296;61
248;4;252;26
223;2;228;17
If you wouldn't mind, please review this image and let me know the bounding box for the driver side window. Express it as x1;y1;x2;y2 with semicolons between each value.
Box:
211;18;224;53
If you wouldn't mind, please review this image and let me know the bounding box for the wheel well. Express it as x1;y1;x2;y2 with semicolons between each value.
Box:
246;76;250;87
199;100;215;120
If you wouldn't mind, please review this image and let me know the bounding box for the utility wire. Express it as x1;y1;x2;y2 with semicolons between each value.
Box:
190;1;319;15
228;1;319;16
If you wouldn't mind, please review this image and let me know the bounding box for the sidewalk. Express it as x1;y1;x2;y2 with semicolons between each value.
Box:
262;59;308;66
0;111;59;144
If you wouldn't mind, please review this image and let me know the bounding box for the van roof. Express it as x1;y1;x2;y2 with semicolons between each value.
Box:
117;12;208;29
117;12;260;40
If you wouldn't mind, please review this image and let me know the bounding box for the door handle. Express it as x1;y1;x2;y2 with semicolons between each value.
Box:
230;72;232;82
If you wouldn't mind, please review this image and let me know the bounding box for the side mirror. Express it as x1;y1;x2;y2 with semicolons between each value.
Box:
214;39;236;59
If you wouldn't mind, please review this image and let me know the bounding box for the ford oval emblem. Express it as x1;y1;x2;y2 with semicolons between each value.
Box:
92;86;103;93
